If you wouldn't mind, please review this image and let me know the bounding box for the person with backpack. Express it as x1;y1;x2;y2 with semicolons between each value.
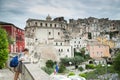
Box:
13;48;29;80
53;62;59;75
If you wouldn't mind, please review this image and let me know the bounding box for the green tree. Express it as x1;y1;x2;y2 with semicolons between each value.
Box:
113;51;120;76
80;47;85;57
78;66;84;71
60;58;71;66
74;48;85;57
74;52;81;57
60;56;84;66
84;54;91;60
46;60;54;68
0;28;9;69
58;64;66;73
73;56;84;65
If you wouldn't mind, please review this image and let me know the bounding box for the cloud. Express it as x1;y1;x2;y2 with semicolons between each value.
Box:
27;5;74;17
0;0;120;29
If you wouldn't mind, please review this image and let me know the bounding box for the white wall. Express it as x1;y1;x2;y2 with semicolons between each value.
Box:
35;28;63;44
70;37;87;49
54;45;74;58
91;31;100;39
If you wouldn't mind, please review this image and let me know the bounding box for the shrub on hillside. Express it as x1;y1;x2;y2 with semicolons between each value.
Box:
60;56;84;66
85;64;96;69
68;72;75;76
58;64;66;73
78;66;84;71
46;60;54;68
113;51;120;76
41;67;54;75
79;73;87;78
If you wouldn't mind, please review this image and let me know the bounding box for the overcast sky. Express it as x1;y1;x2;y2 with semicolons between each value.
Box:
0;0;120;29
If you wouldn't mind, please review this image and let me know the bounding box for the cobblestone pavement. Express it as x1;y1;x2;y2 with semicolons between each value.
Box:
0;68;14;80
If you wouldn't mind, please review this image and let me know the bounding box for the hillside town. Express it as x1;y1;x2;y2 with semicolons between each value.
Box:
0;15;120;80
1;15;120;60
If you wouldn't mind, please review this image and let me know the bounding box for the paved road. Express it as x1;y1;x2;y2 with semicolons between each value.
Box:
0;68;14;80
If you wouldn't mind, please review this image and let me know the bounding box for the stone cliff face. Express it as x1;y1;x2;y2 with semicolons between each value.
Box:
39;45;58;61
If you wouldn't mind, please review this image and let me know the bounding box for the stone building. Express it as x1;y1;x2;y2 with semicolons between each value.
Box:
0;21;25;53
25;15;120;61
87;40;111;58
25;15;74;61
70;35;88;52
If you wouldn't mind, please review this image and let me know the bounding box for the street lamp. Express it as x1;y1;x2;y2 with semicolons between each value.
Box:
69;61;72;66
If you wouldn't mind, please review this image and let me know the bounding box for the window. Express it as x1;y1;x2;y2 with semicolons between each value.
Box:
61;43;62;45
74;41;76;43
55;24;56;27
61;49;63;52
56;43;58;45
45;23;47;27
113;24;114;26
58;32;60;35
80;45;81;47
58;49;60;52
35;22;37;26
35;38;38;41
50;24;52;27
40;23;42;26
79;41;80;44
67;49;69;52
32;29;34;32
49;32;51;35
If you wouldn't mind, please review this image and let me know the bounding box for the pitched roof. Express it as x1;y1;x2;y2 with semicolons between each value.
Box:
0;21;24;31
0;21;13;25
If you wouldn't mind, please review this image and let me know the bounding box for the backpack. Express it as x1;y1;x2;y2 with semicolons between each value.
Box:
10;55;19;67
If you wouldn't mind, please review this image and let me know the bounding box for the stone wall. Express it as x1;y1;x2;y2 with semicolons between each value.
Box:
21;62;50;80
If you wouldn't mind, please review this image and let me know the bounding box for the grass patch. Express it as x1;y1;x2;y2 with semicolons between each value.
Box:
68;72;75;76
